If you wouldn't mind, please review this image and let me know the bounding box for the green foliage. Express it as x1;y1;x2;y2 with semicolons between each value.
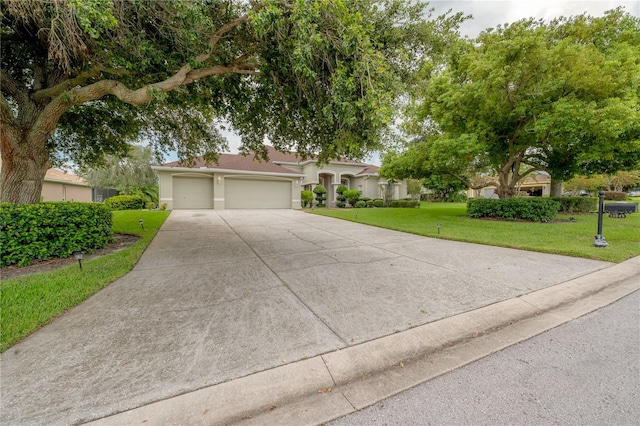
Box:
337;202;346;208
336;185;348;195
467;199;560;222
104;195;144;211
373;199;384;208
343;189;362;206
389;9;640;199
552;197;598;213
301;190;314;207
313;184;327;194
389;200;420;208
160;203;167;211
0;202;112;267
604;191;627;201
355;200;367;208
1;210;169;352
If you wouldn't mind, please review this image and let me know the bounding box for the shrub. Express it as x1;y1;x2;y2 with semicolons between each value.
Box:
0;202;113;267
336;195;347;203
336;185;348;195
366;200;374;208
604;191;626;201
355;200;366;208
160;203;167;211
313;185;327;207
552;197;597;213
301;190;314;208
145;201;156;210
343;189;361;207
337;202;346;208
105;195;144;210
373;199;384;208
467;198;560;221
389;200;420;208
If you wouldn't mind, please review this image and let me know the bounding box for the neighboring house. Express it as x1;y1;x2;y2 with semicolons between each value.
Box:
41;168;92;202
467;173;552;199
152;146;407;210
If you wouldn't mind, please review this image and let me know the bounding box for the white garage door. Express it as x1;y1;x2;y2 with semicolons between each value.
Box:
225;178;291;209
173;176;213;209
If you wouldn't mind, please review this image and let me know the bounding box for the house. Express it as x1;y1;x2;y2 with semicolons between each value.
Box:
0;159;92;202
152;146;407;210
41;168;92;202
467;173;552;199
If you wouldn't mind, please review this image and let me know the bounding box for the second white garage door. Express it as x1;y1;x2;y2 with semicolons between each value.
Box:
173;176;214;209
225;178;292;209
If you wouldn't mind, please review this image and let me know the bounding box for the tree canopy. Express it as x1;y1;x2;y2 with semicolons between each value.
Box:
381;8;640;198
0;0;464;204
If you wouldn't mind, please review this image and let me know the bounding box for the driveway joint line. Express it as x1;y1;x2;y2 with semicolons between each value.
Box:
216;211;350;347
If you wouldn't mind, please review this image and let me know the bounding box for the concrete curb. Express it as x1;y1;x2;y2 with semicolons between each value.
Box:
85;256;639;426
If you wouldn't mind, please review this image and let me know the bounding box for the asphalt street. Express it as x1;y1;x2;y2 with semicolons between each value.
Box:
330;288;640;426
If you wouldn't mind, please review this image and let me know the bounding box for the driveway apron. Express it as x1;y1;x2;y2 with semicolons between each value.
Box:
0;210;613;425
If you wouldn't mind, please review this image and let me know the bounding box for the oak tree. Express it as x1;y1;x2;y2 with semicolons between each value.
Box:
383;8;640;198
1;0;463;204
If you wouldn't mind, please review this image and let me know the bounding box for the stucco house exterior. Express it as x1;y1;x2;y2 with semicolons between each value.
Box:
152;146;407;210
41;168;92;202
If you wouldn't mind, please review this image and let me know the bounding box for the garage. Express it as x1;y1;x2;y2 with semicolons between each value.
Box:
225;178;291;209
172;175;214;209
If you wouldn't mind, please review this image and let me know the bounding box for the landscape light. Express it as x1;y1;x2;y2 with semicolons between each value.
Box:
73;251;84;271
139;219;144;230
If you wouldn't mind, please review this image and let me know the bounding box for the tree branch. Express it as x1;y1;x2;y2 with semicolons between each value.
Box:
0;93;17;127
0;70;27;102
32;65;130;101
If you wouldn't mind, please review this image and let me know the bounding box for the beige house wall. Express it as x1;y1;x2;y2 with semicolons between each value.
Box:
41;182;92;202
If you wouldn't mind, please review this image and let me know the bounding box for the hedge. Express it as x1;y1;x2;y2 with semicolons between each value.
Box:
0;202;113;267
467;198;560;221
551;197;597;213
604;191;626;201
104;195;144;210
389;200;420;208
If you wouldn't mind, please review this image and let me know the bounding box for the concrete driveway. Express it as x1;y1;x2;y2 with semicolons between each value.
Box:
0;209;614;425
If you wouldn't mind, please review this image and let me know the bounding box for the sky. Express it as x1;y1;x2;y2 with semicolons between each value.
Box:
167;0;640;165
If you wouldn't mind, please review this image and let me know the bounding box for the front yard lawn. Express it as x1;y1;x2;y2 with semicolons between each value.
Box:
311;202;640;263
0;210;170;353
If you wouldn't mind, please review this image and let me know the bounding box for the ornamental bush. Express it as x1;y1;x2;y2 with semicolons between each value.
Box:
604;191;627;201
355;200;367;208
389;200;420;208
551;197;597;213
467;198;560;221
104;195;144;210
336;185;348;195
0;202;113;267
313;185;327;207
343;189;361;207
301;190;314;208
373;199;384;208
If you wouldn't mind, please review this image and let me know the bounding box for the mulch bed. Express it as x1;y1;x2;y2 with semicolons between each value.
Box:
1;234;140;280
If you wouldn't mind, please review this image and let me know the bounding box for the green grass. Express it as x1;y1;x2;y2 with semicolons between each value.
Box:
311;202;640;263
0;210;170;353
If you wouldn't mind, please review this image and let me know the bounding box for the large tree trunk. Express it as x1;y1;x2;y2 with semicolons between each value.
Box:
1;131;50;204
549;179;563;198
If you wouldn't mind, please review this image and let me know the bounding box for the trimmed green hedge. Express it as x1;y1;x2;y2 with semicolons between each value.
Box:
0;202;113;267
389;200;420;208
104;195;144;210
551;197;597;213
604;191;626;201
467;198;560;221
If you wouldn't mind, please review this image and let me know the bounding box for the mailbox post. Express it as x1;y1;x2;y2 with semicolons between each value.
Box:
593;191;608;248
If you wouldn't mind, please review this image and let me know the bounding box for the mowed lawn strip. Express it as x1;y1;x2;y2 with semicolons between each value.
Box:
0;210;170;353
311;202;640;263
